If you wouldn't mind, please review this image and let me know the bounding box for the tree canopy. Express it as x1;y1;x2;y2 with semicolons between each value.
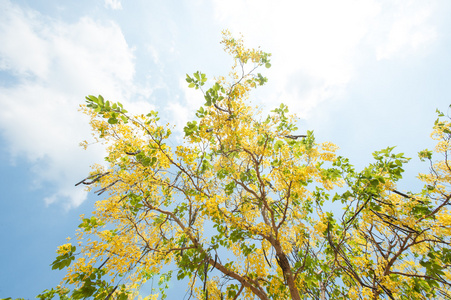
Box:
39;31;451;300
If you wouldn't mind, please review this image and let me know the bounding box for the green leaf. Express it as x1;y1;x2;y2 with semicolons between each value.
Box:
436;108;444;117
274;140;284;150
183;121;198;137
108;118;118;124
204;94;212;106
217;168;229;180
225;181;236;195
86;95;98;102
418;149;432;161
51;246;76;270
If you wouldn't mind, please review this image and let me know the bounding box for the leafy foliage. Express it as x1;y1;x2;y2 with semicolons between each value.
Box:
39;31;451;299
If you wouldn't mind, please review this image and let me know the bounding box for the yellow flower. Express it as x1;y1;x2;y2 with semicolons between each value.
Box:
56;243;73;255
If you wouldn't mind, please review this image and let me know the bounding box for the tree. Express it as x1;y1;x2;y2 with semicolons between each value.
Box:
39;31;451;300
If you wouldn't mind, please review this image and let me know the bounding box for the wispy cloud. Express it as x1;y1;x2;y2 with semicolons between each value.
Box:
165;78;205;135
212;0;438;118
105;0;122;10
375;2;436;60
0;0;150;208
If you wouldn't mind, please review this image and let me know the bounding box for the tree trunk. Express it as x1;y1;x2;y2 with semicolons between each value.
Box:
275;252;302;300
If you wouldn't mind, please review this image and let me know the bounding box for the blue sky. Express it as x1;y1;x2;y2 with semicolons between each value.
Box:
0;0;450;298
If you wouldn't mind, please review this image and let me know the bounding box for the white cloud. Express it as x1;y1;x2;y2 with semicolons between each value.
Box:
147;45;161;66
212;0;438;118
0;0;150;208
0;1;49;78
104;0;122;10
166;78;205;133
375;2;436;60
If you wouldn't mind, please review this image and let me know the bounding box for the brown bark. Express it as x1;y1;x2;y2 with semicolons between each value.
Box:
275;251;301;300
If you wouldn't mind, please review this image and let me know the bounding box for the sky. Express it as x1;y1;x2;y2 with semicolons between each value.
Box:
0;0;450;298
